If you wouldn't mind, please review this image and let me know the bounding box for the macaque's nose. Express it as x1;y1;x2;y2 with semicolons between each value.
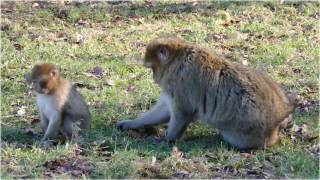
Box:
34;84;43;94
143;61;153;68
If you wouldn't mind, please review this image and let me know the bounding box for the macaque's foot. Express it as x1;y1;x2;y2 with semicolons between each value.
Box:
116;120;137;130
36;139;55;148
165;136;178;145
145;136;163;144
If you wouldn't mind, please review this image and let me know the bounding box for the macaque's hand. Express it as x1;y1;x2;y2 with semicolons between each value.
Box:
116;120;137;130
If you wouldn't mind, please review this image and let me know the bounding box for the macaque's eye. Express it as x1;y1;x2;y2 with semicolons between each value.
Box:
31;80;39;85
39;81;47;88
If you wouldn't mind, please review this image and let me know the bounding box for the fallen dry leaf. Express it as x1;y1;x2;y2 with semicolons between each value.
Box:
56;7;69;19
305;86;318;94
75;19;88;26
32;3;39;8
290;124;308;134
1;23;11;31
206;33;222;41
88;101;107;109
31;117;41;125
135;148;211;178
2;139;33;149
56;32;67;39
286;123;317;144
240;152;253;158
74;82;96;90
292;68;301;74
171;146;186;159
17;106;26;116
43;155;93;178
151;156;157;166
127;85;136;92
242;60;249;66
1;19;11;31
296;99;319;114
13;43;23;51
75;34;84;44
174;170;190;179
81;72;98;79
93;140;113;160
111;15;123;23
105;79;115;86
129;15;145;24
23;128;37;136
144;0;157;6
29;32;41;41
305;143;320;158
90;66;104;77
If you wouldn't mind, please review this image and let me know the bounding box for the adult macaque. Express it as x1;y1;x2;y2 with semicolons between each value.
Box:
28;63;91;143
117;37;296;149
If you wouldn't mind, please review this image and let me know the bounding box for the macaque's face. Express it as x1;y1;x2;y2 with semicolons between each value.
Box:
143;37;185;84
144;44;173;84
144;46;161;71
29;64;59;95
32;77;51;94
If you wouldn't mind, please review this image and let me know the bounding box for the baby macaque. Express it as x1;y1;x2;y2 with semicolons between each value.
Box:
117;37;296;149
28;63;91;143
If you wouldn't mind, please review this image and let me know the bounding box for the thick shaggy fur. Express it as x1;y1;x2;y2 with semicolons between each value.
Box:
118;37;294;149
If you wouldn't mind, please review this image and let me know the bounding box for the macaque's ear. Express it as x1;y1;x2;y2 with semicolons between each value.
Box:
157;45;169;64
50;66;60;77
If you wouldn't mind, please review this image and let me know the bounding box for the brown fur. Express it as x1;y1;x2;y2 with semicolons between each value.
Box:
29;63;91;142
30;63;61;94
117;37;295;149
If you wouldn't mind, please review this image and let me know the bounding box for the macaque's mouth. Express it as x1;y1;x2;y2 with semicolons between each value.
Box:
143;61;153;68
151;66;156;72
143;63;155;72
35;88;49;94
35;90;45;94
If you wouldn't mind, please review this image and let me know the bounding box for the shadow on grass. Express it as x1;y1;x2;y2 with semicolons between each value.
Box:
1;127;39;148
83;121;234;159
1;119;235;160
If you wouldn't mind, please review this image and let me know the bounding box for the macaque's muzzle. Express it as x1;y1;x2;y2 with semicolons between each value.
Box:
33;83;48;94
143;61;157;74
143;60;153;68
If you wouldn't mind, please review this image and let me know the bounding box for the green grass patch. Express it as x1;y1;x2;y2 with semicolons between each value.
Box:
1;1;319;179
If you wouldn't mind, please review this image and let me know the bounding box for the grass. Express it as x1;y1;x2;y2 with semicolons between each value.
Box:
1;1;319;179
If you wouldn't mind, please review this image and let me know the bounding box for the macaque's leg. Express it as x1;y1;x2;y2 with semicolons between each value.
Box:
41;114;62;141
266;125;280;147
117;95;170;130
166;110;194;142
40;113;49;132
60;118;73;139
